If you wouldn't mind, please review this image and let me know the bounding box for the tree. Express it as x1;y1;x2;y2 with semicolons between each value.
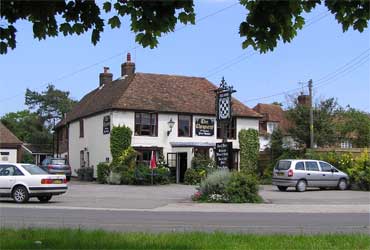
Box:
270;128;284;160
25;84;77;126
335;107;370;148
286;97;338;148
1;1;368;54
1;110;52;144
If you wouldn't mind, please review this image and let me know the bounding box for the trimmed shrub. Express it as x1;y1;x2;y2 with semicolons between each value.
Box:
184;168;207;185
239;129;259;174
97;162;110;184
226;172;262;203
110;125;132;163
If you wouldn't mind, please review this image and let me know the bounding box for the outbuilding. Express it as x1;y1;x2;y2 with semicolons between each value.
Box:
0;122;23;163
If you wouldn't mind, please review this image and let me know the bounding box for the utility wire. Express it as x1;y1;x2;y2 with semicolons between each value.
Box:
0;2;239;104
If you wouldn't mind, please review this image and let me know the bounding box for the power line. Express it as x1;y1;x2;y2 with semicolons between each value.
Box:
0;2;240;104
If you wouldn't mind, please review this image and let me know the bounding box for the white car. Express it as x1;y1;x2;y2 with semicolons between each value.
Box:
0;163;68;203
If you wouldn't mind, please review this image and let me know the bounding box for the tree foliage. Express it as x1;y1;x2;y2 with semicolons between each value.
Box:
287;97;338;148
335;107;370;148
25;84;77;125
270;128;284;160
0;110;52;144
239;128;259;174
1;1;368;54
0;0;194;54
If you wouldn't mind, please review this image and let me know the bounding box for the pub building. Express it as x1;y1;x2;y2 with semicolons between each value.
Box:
55;54;262;183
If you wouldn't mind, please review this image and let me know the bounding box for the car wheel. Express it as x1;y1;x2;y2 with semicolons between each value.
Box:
338;179;347;190
12;186;29;203
66;176;71;181
277;186;288;191
37;195;52;203
296;180;307;192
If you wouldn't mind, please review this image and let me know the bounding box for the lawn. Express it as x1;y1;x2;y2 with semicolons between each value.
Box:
1;228;369;250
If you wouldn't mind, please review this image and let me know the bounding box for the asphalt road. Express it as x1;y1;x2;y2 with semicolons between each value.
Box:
1;207;369;234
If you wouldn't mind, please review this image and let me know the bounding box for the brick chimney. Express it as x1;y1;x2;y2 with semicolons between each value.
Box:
121;53;135;77
99;67;113;87
297;93;311;107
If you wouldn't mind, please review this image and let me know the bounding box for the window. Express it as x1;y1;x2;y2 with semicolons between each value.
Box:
340;140;352;149
295;162;305;170
267;122;278;134
217;118;236;139
21;165;47;175
306;161;319;171
275;161;291;170
135;149;160;166
320;162;332;172
79;119;84;138
178;115;192;137
135;113;158;136
0;165;23;176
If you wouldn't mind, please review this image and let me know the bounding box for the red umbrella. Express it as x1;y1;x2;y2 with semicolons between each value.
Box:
150;151;157;169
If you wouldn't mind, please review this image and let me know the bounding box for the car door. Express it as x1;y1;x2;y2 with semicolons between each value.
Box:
0;165;17;195
304;161;321;187
319;161;337;187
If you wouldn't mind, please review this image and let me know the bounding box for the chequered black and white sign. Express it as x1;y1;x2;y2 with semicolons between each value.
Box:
218;96;230;120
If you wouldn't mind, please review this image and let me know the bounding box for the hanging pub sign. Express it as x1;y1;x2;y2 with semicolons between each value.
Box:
215;77;235;122
103;115;111;134
195;118;214;136
215;142;232;169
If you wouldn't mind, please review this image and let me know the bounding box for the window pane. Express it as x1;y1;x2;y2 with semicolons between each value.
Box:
275;161;291;170
306;161;319;171
295;162;305;170
320;162;332;172
179;115;191;137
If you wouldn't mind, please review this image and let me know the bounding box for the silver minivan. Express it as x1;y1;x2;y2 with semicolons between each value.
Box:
272;159;349;192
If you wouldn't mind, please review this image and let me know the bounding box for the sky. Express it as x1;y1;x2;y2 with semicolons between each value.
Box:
0;0;369;117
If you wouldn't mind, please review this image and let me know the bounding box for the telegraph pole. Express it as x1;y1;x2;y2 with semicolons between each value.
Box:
308;79;314;148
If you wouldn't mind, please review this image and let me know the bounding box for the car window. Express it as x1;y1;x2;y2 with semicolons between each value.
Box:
0;165;22;176
295;162;305;170
51;159;67;165
275;161;291;170
319;162;332;172
21;164;48;175
306;161;320;171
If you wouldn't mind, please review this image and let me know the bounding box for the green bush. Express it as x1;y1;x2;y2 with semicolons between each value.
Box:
184;168;207;185
97;162;110;184
347;150;370;190
110;125;132;164
239;129;259;174
191;154;215;169
226;172;262;203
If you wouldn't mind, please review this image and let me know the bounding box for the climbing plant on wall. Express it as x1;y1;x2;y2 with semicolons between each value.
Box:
110;125;132;163
239;129;259;174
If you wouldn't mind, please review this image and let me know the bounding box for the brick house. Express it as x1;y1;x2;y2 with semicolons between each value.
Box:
55;54;262;182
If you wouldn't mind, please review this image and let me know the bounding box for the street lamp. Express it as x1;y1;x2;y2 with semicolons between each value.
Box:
167;118;175;136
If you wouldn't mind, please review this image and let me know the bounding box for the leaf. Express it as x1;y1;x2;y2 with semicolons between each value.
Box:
103;1;112;12
108;16;121;29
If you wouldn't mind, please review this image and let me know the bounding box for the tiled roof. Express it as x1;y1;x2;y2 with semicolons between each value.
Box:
0;122;22;145
65;73;261;123
253;103;292;134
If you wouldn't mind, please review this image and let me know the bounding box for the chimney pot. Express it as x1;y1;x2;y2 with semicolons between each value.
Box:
99;67;113;87
121;52;135;77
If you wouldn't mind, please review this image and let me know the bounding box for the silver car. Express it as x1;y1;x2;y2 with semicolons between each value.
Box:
272;159;349;192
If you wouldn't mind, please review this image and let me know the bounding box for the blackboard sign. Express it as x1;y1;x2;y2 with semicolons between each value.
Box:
195;118;214;136
215;142;232;168
103;115;110;134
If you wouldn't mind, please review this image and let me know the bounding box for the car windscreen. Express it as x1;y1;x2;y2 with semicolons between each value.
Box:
51;159;67;165
21;164;48;175
275;161;291;170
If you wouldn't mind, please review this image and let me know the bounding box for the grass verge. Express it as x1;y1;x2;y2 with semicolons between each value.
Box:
1;228;369;250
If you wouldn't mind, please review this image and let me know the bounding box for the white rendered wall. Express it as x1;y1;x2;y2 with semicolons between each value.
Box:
68;112;112;177
0;149;17;163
